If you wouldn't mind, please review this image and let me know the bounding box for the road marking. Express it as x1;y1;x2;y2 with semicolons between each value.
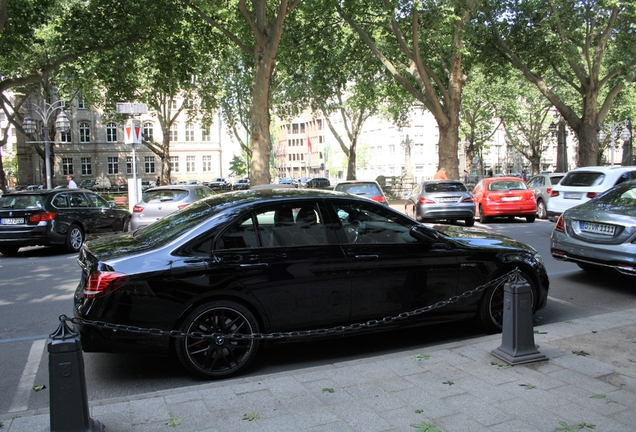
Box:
8;338;46;413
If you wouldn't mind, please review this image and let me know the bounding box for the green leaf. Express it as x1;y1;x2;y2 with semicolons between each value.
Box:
442;381;454;386
534;330;547;334
413;354;431;361
572;350;590;356
519;383;536;390
33;385;46;392
491;361;508;367
414;409;423;414
166;418;182;427
590;394;605;399
242;412;260;421
322;388;335;393
410;421;441;432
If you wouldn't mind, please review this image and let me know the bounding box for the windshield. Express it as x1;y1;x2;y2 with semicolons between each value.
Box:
560;172;605;187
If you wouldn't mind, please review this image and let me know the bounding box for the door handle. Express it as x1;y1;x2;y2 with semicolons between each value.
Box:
354;255;379;260
239;263;269;269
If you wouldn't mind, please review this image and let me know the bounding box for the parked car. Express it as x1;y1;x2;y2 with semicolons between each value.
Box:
334;180;389;205
279;177;295;185
0;189;131;255
551;179;636;276
130;185;215;230
141;181;156;191
232;179;250;190
547;166;636;218
73;189;549;379
405;180;475;226
79;178;112;191
472;177;536;223
306;177;331;188
207;178;230;190
526;173;565;219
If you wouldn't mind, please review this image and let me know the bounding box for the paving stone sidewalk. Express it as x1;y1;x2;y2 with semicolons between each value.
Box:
2;308;636;432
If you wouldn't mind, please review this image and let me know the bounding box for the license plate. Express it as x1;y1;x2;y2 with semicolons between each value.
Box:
501;196;522;202
564;192;582;199
437;197;459;203
1;218;25;225
580;222;615;235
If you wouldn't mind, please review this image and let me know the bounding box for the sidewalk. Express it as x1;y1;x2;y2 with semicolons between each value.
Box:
2;308;636;432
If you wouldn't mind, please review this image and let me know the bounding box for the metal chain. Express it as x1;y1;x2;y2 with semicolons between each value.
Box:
63;269;521;341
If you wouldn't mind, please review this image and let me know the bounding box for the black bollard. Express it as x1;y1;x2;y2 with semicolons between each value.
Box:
491;270;548;365
48;316;103;432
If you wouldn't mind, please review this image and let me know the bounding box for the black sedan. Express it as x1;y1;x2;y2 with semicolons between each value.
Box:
0;189;131;255
73;189;549;379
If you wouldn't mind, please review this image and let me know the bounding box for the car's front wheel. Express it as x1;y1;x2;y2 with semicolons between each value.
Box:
65;224;84;253
477;270;537;334
537;199;547;219
176;301;260;379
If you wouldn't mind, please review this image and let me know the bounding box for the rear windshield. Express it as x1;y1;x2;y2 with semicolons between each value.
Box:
0;194;45;209
424;182;467;193
550;176;565;185
487;180;527;191
560;172;605;187
335;183;382;195
143;189;188;202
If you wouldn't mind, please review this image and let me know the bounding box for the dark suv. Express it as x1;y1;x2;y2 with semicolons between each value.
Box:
0;189;131;255
305;178;331;188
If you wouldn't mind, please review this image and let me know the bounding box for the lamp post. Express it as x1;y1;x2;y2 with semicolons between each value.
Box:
400;134;413;187
549;115;569;172
596;120;632;166
22;100;71;189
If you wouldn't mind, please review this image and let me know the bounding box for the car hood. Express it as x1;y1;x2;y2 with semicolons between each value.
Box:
432;224;537;253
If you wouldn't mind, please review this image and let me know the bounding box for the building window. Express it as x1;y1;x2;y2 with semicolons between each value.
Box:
79;122;90;143
170;156;179;173
62;158;74;175
81;157;92;176
169;124;178;141
170;99;178;110
186;156;195;173
106;122;117;143
202;155;212;172
126;156;134;174
59;130;72;143
317;119;323;130
144;156;155;174
300;123;306;134
414;144;424;156
202;126;211;142
292;123;299;134
108;157;119;174
389;145;395;156
143;122;154;141
185;123;195;142
77;98;86;109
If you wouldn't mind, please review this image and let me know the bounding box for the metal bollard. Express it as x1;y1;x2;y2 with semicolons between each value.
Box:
491;270;548;365
48;316;103;432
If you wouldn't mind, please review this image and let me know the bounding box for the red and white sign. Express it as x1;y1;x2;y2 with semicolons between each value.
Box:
124;119;142;144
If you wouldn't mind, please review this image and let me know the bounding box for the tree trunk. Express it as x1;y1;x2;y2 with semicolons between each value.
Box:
347;139;357;180
249;57;273;186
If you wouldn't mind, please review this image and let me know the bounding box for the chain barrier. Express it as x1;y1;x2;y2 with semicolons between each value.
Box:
62;268;522;341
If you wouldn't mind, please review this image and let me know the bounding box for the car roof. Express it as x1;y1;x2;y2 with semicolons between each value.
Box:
568;166;636;173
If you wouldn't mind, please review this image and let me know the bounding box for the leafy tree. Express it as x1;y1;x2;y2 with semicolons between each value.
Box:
335;0;483;180
479;0;636;167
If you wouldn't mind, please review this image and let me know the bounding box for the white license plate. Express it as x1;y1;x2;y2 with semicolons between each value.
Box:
1;218;25;225
580;222;615;235
501;196;522;202
564;192;582;199
437;197;459;203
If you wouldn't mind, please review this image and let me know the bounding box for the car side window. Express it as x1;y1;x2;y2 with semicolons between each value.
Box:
256;203;327;247
70;193;90;208
216;214;259;249
86;192;109;208
52;193;69;208
332;202;417;244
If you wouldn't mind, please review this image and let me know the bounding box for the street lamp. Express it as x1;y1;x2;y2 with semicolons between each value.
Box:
549;115;569;172
400;134;413;186
596;120;631;166
22;100;71;189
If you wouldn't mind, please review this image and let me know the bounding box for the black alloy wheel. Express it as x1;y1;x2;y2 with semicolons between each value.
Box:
477;270;536;334
65;224;84;253
465;217;475;227
176;301;260;379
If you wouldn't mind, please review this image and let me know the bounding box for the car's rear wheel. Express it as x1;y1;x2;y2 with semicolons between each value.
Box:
0;246;20;256
477;270;536;334
122;217;131;232
526;215;536;223
465;217;475;227
478;205;490;223
176;301;260;379
65;224;84;253
576;262;600;272
537;200;547;219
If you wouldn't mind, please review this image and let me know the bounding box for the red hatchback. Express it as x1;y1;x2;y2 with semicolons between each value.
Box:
472;177;536;223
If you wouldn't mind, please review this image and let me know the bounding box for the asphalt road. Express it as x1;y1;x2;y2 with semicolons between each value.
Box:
1;217;635;415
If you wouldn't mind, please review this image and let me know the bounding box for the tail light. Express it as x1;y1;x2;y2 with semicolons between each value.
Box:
419;197;436;205
370;196;388;205
586;192;597;199
554;215;564;232
546;188;552;195
29;211;56;223
133;205;144;213
83;271;130;299
460;197;474;203
550;190;559;197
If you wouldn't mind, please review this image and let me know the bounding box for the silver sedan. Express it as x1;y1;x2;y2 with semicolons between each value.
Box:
405;180;476;226
131;185;215;230
551;179;636;276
